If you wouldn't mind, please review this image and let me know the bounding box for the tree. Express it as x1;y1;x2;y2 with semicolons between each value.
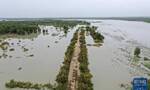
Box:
134;47;141;57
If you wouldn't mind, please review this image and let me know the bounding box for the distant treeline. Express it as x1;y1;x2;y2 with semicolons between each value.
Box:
1;17;150;23
100;17;150;23
0;20;90;35
0;21;40;35
78;17;150;23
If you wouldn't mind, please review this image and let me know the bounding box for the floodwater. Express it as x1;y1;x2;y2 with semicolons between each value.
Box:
0;20;150;90
0;26;77;90
86;20;150;90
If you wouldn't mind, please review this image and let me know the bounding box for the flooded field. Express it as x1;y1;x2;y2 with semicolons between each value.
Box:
0;20;150;90
87;20;150;90
0;25;78;90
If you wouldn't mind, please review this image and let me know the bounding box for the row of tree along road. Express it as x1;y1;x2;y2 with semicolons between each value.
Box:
4;20;105;90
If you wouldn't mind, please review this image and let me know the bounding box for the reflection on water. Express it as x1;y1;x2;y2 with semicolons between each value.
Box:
0;25;77;90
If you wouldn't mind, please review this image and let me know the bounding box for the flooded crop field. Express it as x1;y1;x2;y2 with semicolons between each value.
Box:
0;19;150;90
87;20;150;90
0;23;79;90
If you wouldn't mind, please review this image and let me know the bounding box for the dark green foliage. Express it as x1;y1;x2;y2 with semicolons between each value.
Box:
144;57;150;61
63;25;69;34
82;17;150;23
55;30;78;90
78;30;93;90
5;79;53;90
34;20;90;28
86;26;104;43
0;21;40;35
134;47;141;56
0;20;89;35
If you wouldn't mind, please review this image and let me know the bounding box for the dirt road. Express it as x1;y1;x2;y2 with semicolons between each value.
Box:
67;31;80;90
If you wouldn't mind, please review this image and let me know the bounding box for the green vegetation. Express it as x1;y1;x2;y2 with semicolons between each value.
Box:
23;47;29;52
134;47;141;57
55;27;94;90
5;79;53;90
33;20;90;28
78;30;93;90
86;26;104;43
0;41;9;50
81;17;150;23
144;57;150;61
143;63;150;69
37;20;89;34
55;30;78;90
0;20;89;35
0;21;40;35
63;25;69;34
3;20;90;90
28;54;34;57
132;47;141;64
9;48;15;51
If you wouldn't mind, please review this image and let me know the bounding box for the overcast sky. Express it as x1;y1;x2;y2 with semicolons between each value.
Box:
0;0;150;18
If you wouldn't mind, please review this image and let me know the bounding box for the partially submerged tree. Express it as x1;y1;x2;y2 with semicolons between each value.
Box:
134;47;141;57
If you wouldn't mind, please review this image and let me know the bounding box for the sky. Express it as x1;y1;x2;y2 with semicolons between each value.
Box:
0;0;150;18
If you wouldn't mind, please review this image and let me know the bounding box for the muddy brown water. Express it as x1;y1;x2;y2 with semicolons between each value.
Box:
86;20;150;90
0;20;150;90
0;26;78;90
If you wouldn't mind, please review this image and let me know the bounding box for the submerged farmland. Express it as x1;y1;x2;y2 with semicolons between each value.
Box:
0;20;104;90
0;19;150;90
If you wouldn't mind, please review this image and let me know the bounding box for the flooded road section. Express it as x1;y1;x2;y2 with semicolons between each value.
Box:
0;20;150;90
86;20;150;90
0;25;77;90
